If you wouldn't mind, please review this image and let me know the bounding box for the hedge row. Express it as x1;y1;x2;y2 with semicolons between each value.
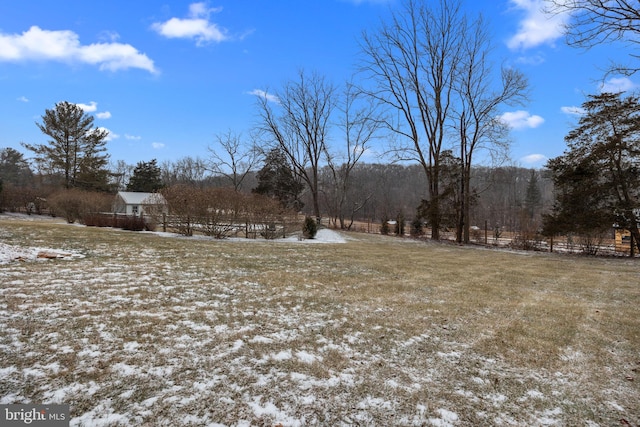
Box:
83;213;155;232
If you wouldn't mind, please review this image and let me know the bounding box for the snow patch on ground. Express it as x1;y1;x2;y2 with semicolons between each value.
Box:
283;228;348;243
0;242;84;264
429;408;459;426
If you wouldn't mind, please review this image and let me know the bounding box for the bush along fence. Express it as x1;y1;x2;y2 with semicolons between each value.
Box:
82;213;154;232
150;185;303;239
81;210;304;239
159;211;302;239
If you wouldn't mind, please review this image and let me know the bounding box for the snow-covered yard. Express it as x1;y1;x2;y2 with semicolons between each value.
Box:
1;215;639;426
0;227;344;264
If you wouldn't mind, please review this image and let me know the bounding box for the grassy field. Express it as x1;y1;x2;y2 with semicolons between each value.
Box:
1;215;639;426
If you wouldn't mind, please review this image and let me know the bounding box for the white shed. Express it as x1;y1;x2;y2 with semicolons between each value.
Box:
113;192;167;216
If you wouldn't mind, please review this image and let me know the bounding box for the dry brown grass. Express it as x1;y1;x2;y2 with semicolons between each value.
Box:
1;216;639;426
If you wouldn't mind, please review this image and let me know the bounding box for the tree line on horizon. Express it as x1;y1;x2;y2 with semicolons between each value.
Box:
1;0;639;253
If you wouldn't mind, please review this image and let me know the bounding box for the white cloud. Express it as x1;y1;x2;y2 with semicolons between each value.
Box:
515;53;546;66
95;127;119;141
76;101;98;112
97;31;121;43
521;153;548;165
125;134;142;140
151;3;228;45
599;77;638;94
561;106;585;116
499;110;545;130
17;96;29;102
506;0;569;50
76;102;112;119
188;2;221;16
0;26;156;73
96;111;112;119
152;142;165;149
248;89;280;104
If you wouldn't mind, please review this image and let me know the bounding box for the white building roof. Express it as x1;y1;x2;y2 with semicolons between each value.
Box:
117;192;165;205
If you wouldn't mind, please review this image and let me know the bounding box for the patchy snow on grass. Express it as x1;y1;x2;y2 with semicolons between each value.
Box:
1;217;638;426
0;242;84;264
428;408;459;426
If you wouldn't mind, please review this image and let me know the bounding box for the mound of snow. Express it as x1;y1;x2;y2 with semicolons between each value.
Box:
311;228;348;243
282;228;348;244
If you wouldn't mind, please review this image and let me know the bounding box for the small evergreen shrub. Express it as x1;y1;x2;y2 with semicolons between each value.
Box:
302;216;317;239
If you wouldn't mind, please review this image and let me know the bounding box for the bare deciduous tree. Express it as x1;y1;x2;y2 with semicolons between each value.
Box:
324;82;383;229
109;160;133;191
208;130;259;191
360;0;465;239
453;13;529;243
546;0;640;75
256;70;336;222
161;157;209;188
361;0;530;241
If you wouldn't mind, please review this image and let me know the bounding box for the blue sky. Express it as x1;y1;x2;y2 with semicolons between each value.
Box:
0;0;636;169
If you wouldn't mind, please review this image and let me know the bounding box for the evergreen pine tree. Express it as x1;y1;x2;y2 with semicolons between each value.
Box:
23;101;109;190
253;148;303;210
127;159;163;192
543;92;640;253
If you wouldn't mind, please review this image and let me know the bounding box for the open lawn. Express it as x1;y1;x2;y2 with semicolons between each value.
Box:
1;215;639;426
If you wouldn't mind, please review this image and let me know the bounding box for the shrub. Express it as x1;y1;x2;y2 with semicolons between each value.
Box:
511;214;545;251
0;185;33;213
261;223;279;240
199;188;239;239
578;232;608;256
118;215;147;232
471;226;483;242
48;189;87;223
410;217;424;237
160;184;199;236
302;216;317;239
159;184;299;238
511;230;543;251
83;213;113;227
48;189;112;224
380;216;390;235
